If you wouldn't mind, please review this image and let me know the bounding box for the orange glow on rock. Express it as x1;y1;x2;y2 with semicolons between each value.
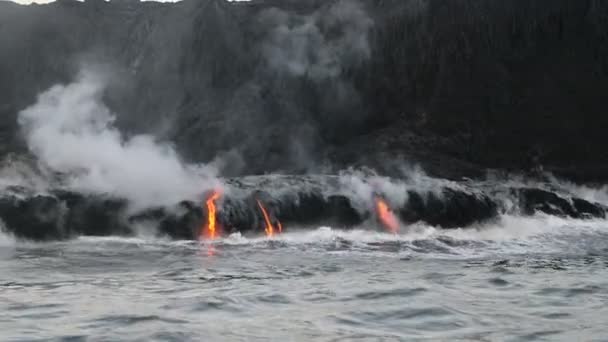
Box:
376;197;399;233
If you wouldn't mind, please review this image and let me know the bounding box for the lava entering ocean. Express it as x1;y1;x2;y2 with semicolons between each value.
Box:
201;190;222;240
257;200;282;237
375;197;399;233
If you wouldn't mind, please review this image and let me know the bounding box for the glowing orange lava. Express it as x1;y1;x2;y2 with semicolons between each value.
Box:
257;200;282;237
376;197;399;233
202;190;221;240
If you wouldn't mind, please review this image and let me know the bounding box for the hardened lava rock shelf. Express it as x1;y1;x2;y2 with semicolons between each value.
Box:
0;175;605;241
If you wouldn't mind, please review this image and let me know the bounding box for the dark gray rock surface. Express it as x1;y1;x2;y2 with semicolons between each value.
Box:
1;175;605;241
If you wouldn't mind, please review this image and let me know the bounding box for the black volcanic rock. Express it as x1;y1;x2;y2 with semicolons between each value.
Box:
158;201;204;240
400;189;498;228
572;197;606;218
0;0;607;180
0;175;604;241
0;195;67;241
516;187;607;219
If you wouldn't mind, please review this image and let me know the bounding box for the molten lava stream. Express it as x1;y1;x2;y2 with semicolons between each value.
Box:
201;190;221;240
376;197;399;234
256;200;282;238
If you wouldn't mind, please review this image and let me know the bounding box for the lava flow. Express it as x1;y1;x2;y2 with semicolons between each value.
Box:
256;200;282;237
375;197;399;233
201;190;221;240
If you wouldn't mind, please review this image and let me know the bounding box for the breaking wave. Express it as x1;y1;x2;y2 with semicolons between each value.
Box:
9;213;598;261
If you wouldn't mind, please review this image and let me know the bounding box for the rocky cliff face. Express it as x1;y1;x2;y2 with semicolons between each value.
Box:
1;0;607;181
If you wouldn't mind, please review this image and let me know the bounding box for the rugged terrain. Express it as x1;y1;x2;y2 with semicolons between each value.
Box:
0;174;605;241
1;0;607;181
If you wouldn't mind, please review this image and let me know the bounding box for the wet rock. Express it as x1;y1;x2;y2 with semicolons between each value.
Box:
158;201;204;240
0;195;66;241
518;188;576;217
154;190;365;240
0;176;605;241
400;188;498;228
271;191;364;229
572;198;606;219
516;188;606;219
54;191;132;237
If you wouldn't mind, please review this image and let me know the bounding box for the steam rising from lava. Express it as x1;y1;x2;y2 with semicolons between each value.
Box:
17;70;221;209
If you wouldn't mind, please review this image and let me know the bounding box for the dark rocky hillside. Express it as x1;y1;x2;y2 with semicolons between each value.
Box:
1;0;607;181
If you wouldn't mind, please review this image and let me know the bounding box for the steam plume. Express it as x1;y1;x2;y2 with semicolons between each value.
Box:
18;70;220;209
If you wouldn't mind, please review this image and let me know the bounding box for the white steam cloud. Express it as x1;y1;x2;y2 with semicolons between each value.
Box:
18;70;220;209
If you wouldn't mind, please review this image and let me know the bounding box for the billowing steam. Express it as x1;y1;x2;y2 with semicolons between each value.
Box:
18;70;220;209
259;0;373;79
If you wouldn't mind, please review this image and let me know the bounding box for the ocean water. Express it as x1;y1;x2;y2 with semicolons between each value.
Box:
1;214;608;341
